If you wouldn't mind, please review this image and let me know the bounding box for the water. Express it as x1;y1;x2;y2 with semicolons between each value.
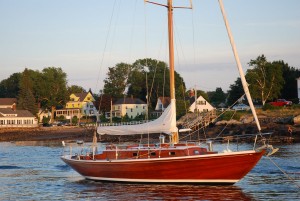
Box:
0;141;299;201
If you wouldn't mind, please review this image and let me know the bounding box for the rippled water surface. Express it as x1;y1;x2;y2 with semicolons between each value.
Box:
0;141;299;200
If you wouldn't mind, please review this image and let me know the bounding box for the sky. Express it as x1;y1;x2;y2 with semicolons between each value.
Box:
0;0;299;94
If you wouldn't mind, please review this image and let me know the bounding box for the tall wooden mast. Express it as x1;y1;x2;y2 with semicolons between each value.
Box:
167;0;175;100
145;0;192;144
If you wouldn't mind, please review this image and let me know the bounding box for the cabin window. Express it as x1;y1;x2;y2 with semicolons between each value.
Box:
169;152;175;156
150;152;156;156
194;150;200;155
133;153;138;157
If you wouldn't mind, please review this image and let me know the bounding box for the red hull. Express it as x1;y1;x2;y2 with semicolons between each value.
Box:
61;150;265;184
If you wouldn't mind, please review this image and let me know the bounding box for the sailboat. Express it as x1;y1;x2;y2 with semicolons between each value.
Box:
61;0;276;184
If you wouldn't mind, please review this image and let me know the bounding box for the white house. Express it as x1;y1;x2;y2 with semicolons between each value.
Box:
155;97;171;111
0;108;38;128
151;97;171;117
189;95;214;113
0;98;38;127
106;98;147;119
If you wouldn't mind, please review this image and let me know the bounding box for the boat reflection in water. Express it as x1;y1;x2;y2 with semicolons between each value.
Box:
76;180;255;201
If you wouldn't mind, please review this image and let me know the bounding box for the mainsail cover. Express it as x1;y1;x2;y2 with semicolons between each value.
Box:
97;99;178;135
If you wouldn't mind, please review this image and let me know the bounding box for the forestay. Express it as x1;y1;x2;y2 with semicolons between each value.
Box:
97;99;177;135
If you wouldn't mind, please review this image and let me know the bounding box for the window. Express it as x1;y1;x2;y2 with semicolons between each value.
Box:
133;153;138;157
194;150;200;155
169;152;176;156
197;100;206;105
150;152;156;156
131;109;133;112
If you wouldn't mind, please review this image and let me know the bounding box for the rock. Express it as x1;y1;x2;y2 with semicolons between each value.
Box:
215;120;241;125
293;115;300;125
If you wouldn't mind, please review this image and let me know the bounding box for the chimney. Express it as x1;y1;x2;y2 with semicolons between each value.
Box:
12;103;17;111
189;89;195;97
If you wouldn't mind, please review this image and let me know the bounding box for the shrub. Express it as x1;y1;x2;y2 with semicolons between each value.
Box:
219;111;243;121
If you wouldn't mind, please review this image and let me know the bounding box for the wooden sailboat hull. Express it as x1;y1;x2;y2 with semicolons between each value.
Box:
61;150;265;184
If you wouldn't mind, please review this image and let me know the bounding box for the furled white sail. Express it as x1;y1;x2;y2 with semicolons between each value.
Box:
97;99;177;135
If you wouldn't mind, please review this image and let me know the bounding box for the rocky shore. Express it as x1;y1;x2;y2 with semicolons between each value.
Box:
0;122;299;143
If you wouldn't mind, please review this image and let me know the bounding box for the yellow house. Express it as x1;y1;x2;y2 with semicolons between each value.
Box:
56;92;98;119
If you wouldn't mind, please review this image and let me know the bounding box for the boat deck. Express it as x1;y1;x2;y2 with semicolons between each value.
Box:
76;143;217;161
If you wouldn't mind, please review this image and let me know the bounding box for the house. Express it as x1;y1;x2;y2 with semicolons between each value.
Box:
0;98;17;109
152;97;171;117
189;95;214;113
155;97;171;111
55;91;98;120
0;98;38;128
105;97;147;119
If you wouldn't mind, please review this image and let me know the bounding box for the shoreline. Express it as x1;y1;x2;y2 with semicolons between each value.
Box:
0;123;299;143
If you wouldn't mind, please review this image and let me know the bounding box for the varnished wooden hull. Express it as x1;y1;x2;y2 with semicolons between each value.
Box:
61;150;265;184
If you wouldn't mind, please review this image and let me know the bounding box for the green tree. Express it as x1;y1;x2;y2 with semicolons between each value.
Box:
131;58;186;109
208;87;226;106
67;85;86;95
103;58;186;110
176;99;189;119
17;68;37;115
37;67;68;122
274;60;300;101
0;73;21;98
227;77;244;106
103;62;131;98
246;55;284;105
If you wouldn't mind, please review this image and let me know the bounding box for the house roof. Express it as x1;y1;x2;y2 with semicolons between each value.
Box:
0;108;35;117
74;92;89;101
158;97;171;108
114;98;146;105
0;98;17;106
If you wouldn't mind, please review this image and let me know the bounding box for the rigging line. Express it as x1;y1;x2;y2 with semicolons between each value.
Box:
148;19;167;104
95;0;117;93
108;0;122;74
266;156;300;189
173;19;189;113
123;0;138;93
144;1;148;65
191;0;196;69
180;93;246;142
